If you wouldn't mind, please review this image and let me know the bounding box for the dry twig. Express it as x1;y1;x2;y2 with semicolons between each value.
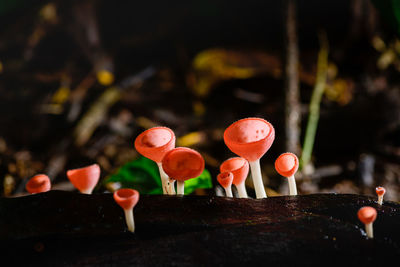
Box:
284;0;301;155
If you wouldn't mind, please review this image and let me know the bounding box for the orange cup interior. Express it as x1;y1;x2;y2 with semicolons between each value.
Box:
134;127;175;163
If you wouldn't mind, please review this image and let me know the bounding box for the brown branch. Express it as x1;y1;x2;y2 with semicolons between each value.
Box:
284;0;301;155
73;66;156;147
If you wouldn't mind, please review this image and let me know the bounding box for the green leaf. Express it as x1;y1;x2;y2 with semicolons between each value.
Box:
104;156;213;195
184;168;213;194
104;156;162;194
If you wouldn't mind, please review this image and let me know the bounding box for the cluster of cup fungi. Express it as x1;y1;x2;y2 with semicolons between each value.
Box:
24;117;387;238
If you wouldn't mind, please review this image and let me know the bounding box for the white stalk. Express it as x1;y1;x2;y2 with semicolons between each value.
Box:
288;175;297;196
378;195;383;205
177;180;185;195
235;182;248;198
81;188;93;194
249;159;267;198
168;179;176;195
157;162;169;195
365;222;373;238
124;209;135;233
224;186;233;198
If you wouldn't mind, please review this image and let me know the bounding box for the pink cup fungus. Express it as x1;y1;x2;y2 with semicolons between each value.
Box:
275;152;299;196
113;188;139;233
375;186;386;205
220;157;249;198
161;147;205;195
357;206;377;238
25;174;51;194
224;118;275;198
217;172;234;197
66;164;100;194
134;127;176;195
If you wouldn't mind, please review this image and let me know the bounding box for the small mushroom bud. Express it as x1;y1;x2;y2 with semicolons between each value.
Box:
162;147;205;195
217;172;234;197
275;152;299;196
67;164;100;194
26;174;51;194
113;188;139;233
134;127;176;195
220;157;249;198
224;118;275;199
357;206;377;238
375;186;386;205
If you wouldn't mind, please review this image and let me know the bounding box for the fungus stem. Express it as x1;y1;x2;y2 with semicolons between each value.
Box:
225;186;233;198
168;179;176;195
288;175;297;196
365;222;373;238
378;195;383;205
177;180;185;195
376;187;385;205
358;206;377;239
157;162;169;195
249;160;267;198
124;209;135;233
81;188;93;194
236;183;248;198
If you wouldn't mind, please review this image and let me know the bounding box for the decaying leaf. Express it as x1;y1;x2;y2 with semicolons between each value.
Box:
188;48;354;105
324;78;354;105
177;131;206;147
188;49;281;97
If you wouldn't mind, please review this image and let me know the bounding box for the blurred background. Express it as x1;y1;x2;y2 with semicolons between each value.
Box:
1;0;400;200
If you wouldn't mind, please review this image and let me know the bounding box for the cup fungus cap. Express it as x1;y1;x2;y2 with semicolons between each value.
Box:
376;186;386;196
220;157;249;185
114;188;139;210
134;127;176;163
357;206;377;224
26;174;51;194
67;164;100;194
275;152;299;177
219;157;249;185
161;147;205;181
217;172;234;189
223;118;275;162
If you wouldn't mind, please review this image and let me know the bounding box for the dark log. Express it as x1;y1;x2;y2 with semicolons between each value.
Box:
0;191;399;266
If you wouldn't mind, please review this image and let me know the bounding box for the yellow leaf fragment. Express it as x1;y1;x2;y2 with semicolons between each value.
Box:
177;132;205;147
136;117;158;129
189;48;281;97
324;79;354;105
97;70;115;86
378;49;396;70
3;174;15;196
52;86;70;105
193;101;206;116
371;36;386;52
39;3;58;24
